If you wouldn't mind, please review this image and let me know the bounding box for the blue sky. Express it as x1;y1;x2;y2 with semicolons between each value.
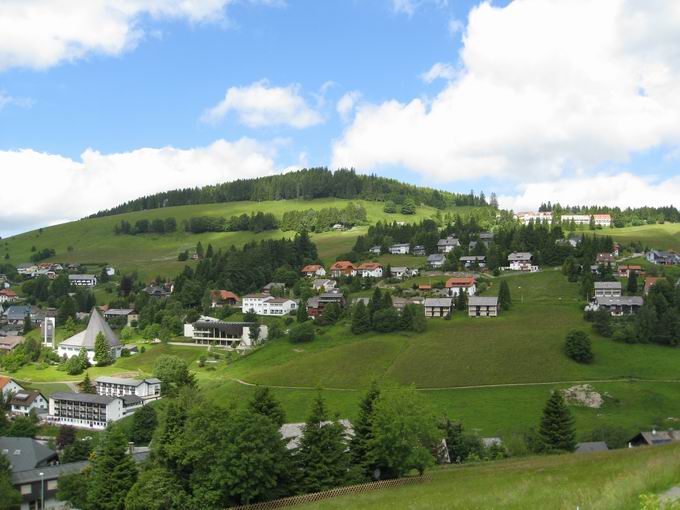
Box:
1;0;679;236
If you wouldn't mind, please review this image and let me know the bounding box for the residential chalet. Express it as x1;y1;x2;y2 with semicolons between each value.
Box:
445;277;477;297
9;390;47;416
210;290;240;307
594;281;622;298
68;274;97;287
355;262;383;278
307;290;345;317
301;264;326;277
437;236;460;253
593;296;643;316
424;298;453;318
468;296;499;317
508;252;533;271
389;243;411;255
427;254;446;269
330;261;355;278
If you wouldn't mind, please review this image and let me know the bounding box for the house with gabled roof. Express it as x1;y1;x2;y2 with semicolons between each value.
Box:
644;277;663;295
301;264;326;277
330;261;356;278
508;252;533;271
594;281;622;297
647;250;680;265
468;296;499;317
355;262;383;278
437;236;460;253
312;279;336;292
0;376;23;398
57;308;122;364
424;298;453;318
459;255;486;269
210;290;240;307
9;390;47;416
0;289;18;304
413;245;426;256
427;254;446;269
445;276;477;297
389;243;411;255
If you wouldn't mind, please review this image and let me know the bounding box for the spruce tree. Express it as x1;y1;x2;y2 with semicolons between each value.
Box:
296;302;309;323
23;314;33;334
248;386;286;427
456;289;468;310
94;332;113;366
196;241;204;258
205;243;214;258
349;382;380;479
498;280;512;311
410;305;427;333
79;372;95;393
399;304;415;331
369;287;382;320
538;391;576;453
627;270;638;294
296;394;350;493
87;427;138;510
351;301;371;335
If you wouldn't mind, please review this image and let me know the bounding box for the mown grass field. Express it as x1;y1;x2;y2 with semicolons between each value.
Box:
597;223;680;252
292;442;680;510
1;199;483;279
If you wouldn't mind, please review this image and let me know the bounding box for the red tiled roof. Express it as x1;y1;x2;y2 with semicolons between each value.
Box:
445;277;476;288
331;261;355;270
593;214;611;219
357;263;382;270
0;376;13;390
0;289;17;297
302;264;323;273
213;290;239;301
418;284;432;290
644;277;662;293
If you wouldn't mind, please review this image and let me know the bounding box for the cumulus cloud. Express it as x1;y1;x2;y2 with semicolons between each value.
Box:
0;139;277;236
391;0;448;16
201;80;323;128
420;62;456;83
333;0;680;183
500;172;680;211
0;0;272;71
336;91;362;121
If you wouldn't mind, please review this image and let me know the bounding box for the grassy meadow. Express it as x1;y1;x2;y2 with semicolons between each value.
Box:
1;199;482;279
292;443;680;510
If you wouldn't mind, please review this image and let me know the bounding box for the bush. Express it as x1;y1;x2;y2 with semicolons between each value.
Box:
565;330;593;363
288;321;316;343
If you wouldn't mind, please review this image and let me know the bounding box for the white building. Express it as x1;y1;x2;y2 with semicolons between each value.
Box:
508;252;534;271
437;236;460;253
241;294;298;316
592;214;612;227
390;267;418;279
58;308;123;364
183;318;268;349
561;214;591;225
355;263;383;278
9;390;48;416
47;392;143;429
445;277;477;298
514;211;553;225
68;274;98;287
95;376;162;400
594;281;622;298
312;279;336;292
389;243;410;255
0;377;24;398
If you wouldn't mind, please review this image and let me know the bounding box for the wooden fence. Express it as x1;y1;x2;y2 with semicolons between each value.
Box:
227;474;432;510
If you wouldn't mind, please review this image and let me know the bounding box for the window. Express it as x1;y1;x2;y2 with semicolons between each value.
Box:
21;484;32;495
47;479;58;490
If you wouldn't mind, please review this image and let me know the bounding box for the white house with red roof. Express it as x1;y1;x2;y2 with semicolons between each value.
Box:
330;261;356;278
301;264;326;277
0;288;18;303
445;276;477;297
355;262;383;278
592;214;611;227
210;290;240;307
0;376;24;398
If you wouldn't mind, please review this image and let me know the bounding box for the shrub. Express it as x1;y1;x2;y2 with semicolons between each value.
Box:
288;321;316;343
565;330;593;363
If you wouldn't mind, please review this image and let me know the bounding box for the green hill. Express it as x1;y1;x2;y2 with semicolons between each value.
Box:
1;198;487;280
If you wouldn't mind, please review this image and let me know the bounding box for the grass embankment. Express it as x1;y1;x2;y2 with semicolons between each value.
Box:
1;199;483;279
293;443;680;510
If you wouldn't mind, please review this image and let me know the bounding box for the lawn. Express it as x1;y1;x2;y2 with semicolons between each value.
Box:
292;443;680;510
596;223;680;252
1;199;486;280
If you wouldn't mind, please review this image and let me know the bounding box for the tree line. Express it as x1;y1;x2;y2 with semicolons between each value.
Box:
114;217;178;235
90;168;491;218
280;203;368;232
539;202;680;226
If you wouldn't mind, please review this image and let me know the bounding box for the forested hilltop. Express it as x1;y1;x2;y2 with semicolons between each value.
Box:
90;168;493;218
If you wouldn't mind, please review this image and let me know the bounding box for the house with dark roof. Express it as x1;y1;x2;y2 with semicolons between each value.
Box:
389;243;411;255
424;298;453;318
47;392;144;429
594;281;622;297
312;279;336;291
647;250;680;265
103;308;139;326
591;296;643;316
183;317;267;349
57;308;122;364
628;430;680;447
95;376;162;400
459;255;486;269
437;236;460;253
413;245;426;256
0;437;58;474
575;441;609;453
468;296;499;317
307;290;346;317
427;254;446;269
9;390;47;416
280;420;354;450
508;252;533;271
262;282;286;294
68;274;97;287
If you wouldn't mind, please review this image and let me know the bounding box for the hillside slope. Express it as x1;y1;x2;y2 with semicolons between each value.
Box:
2;198;488;279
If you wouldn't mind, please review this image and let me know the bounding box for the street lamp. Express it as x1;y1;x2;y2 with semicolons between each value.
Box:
40;471;44;510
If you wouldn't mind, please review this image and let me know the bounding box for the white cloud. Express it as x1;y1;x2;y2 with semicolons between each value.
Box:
201;80;323;129
336;91;362;121
391;0;448;16
0;91;32;110
0;0;272;71
333;0;680;183
0;139;277;236
499;172;680;211
420;62;456;83
448;18;463;36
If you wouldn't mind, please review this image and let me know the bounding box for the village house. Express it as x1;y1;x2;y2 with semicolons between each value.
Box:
280;420;354;450
241;294;298;316
468;296;499;317
427;254;446;269
210;290;240;307
355;262;383;278
15;264;38;276
596;253;616;265
592;214;612;228
312;279;336;292
561;214;591;225
413;245;427;256
369;245;382;255
301;264;326;278
445;276;477;298
47;392;144;429
437;236;460;253
144;284;172;298
628;430;680;447
68;274;97;287
262;282;286;294
103;308;139;326
514;211;553;225
479;232;494;245
0;289;18;304
459;255;486;269
389;267;418;279
58;308;123;364
508;252;533;271
2;306;44;326
95;376;162;400
9;390;48;416
591;296;643;316
184;317;267;349
424;297;453;318
647;250;680;265
307;290;345;317
644;277;663;295
330;260;356;278
389;243;411;255
0;336;24;352
1;436;60;506
575;442;609;453
594;281;622;298
617;265;643;278
0;376;24;398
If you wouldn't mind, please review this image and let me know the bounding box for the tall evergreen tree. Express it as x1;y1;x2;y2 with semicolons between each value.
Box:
248;386;286;427
130;405;158;444
79;372;95;393
627;270;638;294
350;382;381;479
538;391;576;453
295;394;350;493
498;280;512;311
22;313;33;335
369;287;382;320
351;301;371;335
93;332;113;366
124;468;187;510
296;302;309;323
87;427;138;510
